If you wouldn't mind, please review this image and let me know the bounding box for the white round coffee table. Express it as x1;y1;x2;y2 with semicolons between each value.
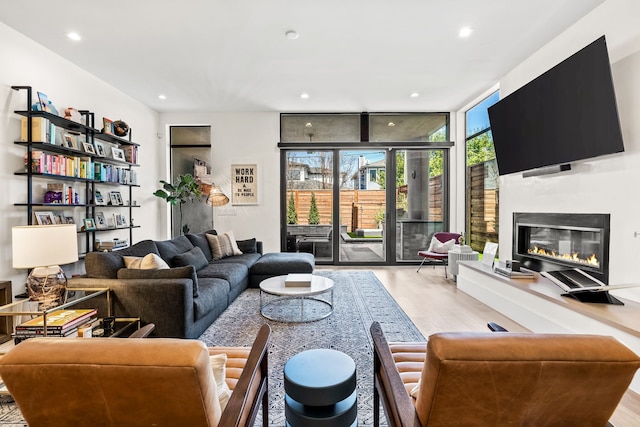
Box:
259;275;334;323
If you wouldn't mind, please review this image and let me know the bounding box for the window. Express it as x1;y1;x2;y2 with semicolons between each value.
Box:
465;92;499;252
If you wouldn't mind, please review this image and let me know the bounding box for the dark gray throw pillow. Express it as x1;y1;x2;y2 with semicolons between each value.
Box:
171;246;209;271
236;238;257;254
117;265;199;297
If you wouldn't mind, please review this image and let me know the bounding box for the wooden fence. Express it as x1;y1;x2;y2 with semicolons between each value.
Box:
466;161;499;252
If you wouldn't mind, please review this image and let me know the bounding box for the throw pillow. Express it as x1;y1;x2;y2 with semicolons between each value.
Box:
206;233;224;260
223;230;243;256
236;238;257;254
123;253;170;270
206;233;234;260
116;265;199;297
171;247;209;271
210;353;232;412
410;380;420;399
427;236;455;254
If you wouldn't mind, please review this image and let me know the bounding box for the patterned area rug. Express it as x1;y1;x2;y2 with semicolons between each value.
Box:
199;270;425;426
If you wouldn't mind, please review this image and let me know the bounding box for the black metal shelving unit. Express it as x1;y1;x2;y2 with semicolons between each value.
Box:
12;85;141;256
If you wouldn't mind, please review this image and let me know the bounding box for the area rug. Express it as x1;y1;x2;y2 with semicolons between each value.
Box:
199;270;425;426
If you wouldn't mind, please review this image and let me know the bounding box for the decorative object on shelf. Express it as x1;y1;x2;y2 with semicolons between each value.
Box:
11;224;79;310
231;163;258;205
95;212;107;230
154;174;204;234
83;218;97;231
63;107;82;123
102;117;114;135
109;191;123;206
94;141;106;157
53;213;64;225
34;211;55;225
111;147;125;161
63;215;75;224
113;120;129;137
82;142;96;155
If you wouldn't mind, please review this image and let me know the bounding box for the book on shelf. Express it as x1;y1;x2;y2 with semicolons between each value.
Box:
16;309;97;331
494;266;537;279
20;116;54;143
285;273;312;287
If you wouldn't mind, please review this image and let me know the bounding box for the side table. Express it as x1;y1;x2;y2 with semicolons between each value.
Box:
284;349;357;426
448;247;479;281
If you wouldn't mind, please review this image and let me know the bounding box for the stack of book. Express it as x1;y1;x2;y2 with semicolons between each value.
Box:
494;266;536;280
13;309;97;344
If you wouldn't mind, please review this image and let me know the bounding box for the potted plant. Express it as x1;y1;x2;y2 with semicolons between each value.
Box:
153;174;203;234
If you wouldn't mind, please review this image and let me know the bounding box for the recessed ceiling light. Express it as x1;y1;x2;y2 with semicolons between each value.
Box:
158;94;167;100
305;122;313;128
66;32;81;41
410;92;420;98
388;122;396;127
300;93;309;99
285;30;299;40
459;27;473;38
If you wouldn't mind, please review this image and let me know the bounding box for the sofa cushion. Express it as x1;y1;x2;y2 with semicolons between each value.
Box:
123;253;170;270
117;265;199;297
185;232;213;262
250;252;315;276
194;277;230;321
172;247;209;271
236;238;257;254
212;253;262;269
222;231;242;256
155;235;194;264
197;263;248;290
117;240;161;258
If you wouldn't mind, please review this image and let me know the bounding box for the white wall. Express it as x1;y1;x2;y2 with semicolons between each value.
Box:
496;0;640;300
159;112;281;253
0;22;162;296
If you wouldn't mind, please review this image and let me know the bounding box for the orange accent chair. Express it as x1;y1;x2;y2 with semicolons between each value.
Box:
0;324;271;427
371;321;640;427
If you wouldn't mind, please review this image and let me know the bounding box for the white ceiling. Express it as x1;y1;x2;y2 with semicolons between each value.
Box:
0;0;605;113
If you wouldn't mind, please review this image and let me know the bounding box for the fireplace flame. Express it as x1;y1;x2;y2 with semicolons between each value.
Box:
528;245;599;267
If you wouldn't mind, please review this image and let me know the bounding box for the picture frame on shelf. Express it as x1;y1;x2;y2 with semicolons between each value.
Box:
103;118;114;135
83;218;97;231
53;212;64;225
94;141;106;157
94;190;106;206
82;142;96;155
109;191;123;206
34;211;55;225
63;215;75;225
106;216;116;228
63;134;78;150
114;213;127;228
111;147;126;161
36;91;52;113
95;212;108;230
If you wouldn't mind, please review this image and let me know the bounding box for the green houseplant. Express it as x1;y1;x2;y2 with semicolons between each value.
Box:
153;173;203;234
287;192;298;224
308;192;320;225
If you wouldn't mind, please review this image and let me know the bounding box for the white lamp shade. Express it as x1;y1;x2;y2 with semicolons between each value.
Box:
12;224;79;269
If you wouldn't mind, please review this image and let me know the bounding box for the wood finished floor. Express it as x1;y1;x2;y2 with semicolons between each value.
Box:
318;265;640;427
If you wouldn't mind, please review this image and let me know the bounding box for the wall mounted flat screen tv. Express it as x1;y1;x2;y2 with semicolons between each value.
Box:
488;36;624;176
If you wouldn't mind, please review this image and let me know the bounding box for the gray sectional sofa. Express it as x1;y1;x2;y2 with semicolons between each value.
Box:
68;230;314;338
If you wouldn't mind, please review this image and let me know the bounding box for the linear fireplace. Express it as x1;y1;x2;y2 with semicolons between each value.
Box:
512;213;610;283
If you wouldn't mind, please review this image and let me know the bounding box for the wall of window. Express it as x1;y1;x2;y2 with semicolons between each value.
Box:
465;92;499;252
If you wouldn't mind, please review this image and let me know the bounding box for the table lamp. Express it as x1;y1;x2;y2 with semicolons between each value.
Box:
12;224;79;310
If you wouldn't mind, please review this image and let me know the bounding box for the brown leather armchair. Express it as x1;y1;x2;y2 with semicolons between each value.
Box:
0;324;271;427
371;322;640;427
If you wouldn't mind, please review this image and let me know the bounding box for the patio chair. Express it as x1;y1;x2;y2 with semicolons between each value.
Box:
417;232;461;277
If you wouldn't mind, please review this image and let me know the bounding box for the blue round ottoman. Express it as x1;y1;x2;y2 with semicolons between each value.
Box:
284;349;357;427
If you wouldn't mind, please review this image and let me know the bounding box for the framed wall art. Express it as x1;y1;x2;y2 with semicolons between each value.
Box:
231;163;258;205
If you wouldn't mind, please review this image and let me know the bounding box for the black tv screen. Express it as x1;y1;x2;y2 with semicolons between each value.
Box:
488;36;624;176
